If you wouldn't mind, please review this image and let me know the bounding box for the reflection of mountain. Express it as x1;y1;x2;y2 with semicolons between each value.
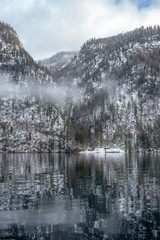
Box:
0;153;160;239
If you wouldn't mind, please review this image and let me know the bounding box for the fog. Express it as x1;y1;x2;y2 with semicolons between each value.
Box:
0;75;81;105
0;74;118;107
102;77;116;98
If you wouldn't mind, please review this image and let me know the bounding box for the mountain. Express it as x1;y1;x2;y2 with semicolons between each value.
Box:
0;22;160;152
0;22;53;85
44;26;160;151
0;22;76;153
37;51;77;77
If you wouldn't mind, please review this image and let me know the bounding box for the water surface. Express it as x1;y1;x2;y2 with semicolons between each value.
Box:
0;153;160;239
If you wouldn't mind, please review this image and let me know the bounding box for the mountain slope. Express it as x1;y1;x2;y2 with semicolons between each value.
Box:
0;22;54;85
1;23;160;152
47;26;160;151
37;51;77;77
0;22;74;152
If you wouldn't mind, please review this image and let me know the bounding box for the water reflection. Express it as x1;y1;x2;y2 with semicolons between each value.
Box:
0;153;160;239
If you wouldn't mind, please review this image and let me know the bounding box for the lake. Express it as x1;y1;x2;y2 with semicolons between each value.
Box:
0;152;160;240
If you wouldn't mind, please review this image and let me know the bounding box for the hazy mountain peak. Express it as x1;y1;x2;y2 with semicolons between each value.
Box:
37;51;78;72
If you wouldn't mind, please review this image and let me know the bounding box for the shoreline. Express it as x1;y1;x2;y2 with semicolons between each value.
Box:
0;148;160;154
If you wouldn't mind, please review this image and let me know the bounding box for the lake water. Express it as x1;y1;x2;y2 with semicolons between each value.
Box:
0;153;160;240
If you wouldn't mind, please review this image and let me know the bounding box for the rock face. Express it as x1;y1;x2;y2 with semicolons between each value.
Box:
0;22;160;152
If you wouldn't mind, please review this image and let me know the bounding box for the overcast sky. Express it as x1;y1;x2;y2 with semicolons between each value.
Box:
0;0;160;60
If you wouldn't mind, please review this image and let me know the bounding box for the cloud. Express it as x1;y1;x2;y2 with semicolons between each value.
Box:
0;74;81;106
0;0;160;59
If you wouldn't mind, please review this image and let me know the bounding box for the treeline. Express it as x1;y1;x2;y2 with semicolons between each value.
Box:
78;25;160;83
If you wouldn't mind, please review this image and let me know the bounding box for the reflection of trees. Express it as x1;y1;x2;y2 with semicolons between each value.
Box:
69;153;160;238
0;153;160;239
0;153;69;210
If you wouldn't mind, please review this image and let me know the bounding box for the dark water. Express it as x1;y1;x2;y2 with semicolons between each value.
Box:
0;153;160;240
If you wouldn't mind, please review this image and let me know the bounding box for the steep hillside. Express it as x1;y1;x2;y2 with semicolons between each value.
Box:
37;51;77;77
0;22;53;85
50;26;160;151
0;22;75;152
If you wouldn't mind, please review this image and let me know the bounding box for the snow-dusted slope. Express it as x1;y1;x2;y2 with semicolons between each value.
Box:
37;51;77;77
0;22;75;152
0;23;160;152
52;26;160;151
0;23;54;85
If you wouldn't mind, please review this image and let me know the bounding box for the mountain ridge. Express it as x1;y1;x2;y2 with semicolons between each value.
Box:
0;22;160;152
45;25;160;151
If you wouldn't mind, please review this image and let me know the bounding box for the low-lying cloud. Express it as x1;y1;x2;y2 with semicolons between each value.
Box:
0;75;81;105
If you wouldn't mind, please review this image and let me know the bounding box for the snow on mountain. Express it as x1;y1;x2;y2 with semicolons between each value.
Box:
0;22;76;153
0;22;160;152
50;26;160;151
37;51;77;78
